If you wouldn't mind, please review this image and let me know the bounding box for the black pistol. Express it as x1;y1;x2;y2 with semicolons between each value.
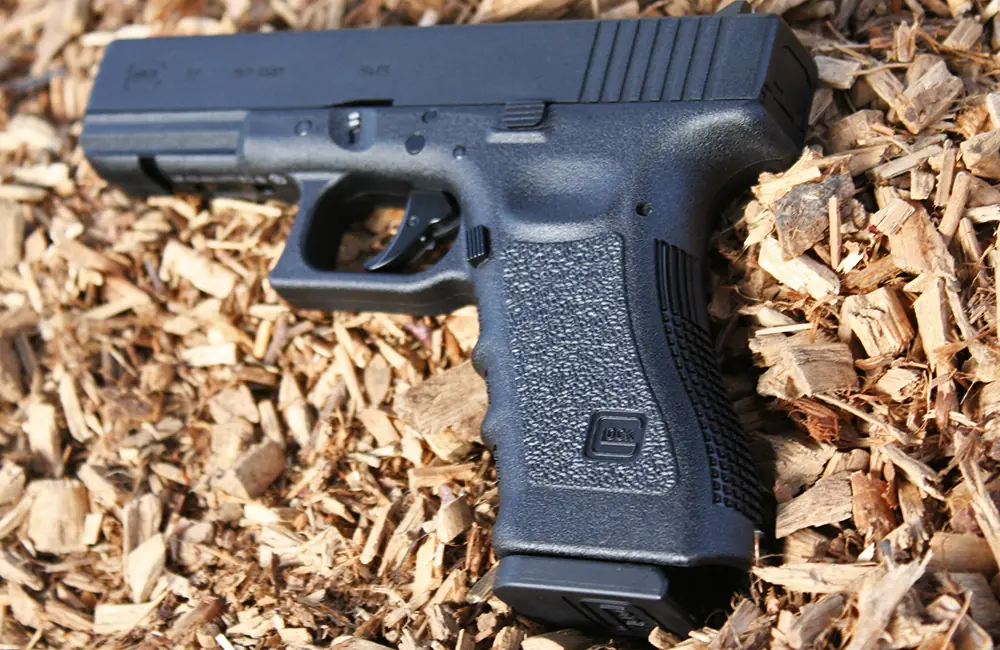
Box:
81;6;816;636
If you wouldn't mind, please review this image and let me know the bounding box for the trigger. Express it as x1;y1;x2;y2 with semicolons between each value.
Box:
363;190;458;272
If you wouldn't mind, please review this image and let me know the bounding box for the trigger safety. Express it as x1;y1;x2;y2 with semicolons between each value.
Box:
363;190;458;272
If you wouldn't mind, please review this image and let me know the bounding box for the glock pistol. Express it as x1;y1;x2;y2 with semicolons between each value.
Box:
81;8;816;636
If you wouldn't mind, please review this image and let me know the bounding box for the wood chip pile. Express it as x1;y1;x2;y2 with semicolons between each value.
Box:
2;0;1000;647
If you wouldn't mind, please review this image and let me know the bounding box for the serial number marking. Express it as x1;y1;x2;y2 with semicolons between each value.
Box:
359;64;390;77
171;173;288;186
232;66;285;79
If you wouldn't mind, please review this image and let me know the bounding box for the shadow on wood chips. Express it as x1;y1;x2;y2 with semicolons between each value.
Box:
2;0;1000;648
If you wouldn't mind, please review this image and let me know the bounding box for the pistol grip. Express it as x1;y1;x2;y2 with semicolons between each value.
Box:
474;213;759;635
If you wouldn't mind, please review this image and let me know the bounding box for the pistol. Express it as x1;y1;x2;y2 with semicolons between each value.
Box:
81;7;816;636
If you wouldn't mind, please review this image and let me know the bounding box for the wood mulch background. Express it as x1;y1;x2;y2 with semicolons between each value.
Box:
3;0;1000;647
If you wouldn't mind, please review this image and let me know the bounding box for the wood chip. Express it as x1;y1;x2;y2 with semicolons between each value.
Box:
870;198;915;235
8;581;43;629
160;240;238;299
783;593;845;649
881;442;944;499
82;512;103;545
472;0;570;21
408;463;477;490
753;563;877;593
0;337;24;402
166;595;223;641
758;238;840;300
754;335;856;400
842;287;914;357
180;343;237;367
214;440;285;498
755;164;824;204
772;173;852;259
913;279;953;371
208;385;259;424
77;464;122;510
27;401;62;477
0;495;32;540
648;626;682;650
93;602;159;634
0;183;50;202
33;0;88;73
874;367;923;401
910;170;935;200
521;629;593;650
252;319;273;359
775;473;854;538
331;638;395;650
435;495;473;544
334;322;374;368
279;628;313;645
27;479;89;553
815;56;862;89
0;461;25;506
279;372;314;448
357;408;401;447
258;399;283;446
360;504;392;566
759;433;836;502
333;344;366;410
959;460;1000;579
0;199;24;269
889;208;956;280
14;162;73;194
831;110;886;151
960;130;1000;179
363;353;393;405
985;94;1000;133
394;361;486;462
45;598;94;632
943;17;984;49
0;549;43;589
784;528;831;563
950;573;1000;637
380;495;425;574
940;171;973;244
929;533;998;574
412;533;444;601
0;114;61;152
56;238;120;273
490;626;524;650
122;494;161;560
846;555;931;650
895;61;963;134
58;374;90;443
927;594;992;650
828;196;842;270
936;142;957;208
126;533;165;603
873;144;942;180
851;472;897;541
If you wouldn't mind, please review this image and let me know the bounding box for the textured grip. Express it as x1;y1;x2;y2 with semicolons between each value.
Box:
656;242;761;522
502;236;677;494
478;227;762;572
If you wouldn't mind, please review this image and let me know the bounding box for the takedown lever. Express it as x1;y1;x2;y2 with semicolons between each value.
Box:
363;190;458;272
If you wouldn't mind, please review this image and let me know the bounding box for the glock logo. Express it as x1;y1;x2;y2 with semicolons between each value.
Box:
578;599;657;632
601;427;636;444
124;62;167;90
586;411;646;460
